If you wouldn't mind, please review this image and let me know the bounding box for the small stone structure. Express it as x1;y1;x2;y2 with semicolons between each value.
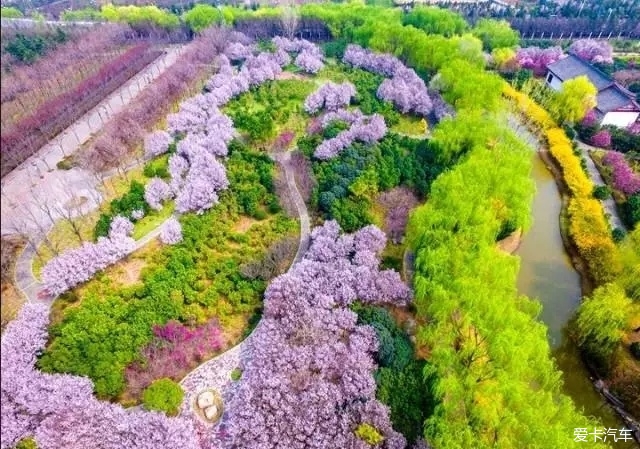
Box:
194;389;223;424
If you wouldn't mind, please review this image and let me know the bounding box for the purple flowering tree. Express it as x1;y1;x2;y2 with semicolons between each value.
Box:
108;216;134;239
225;42;254;62
377;68;432;116
295;50;324;74
602;151;640;195
569;39;614;64
1;303;200;449
343;44;402;78
144;130;172;159
304;82;356;114
144;178;173;211
160;217;183;245
515;46;565;77
315;113;387;160
225;221;410;449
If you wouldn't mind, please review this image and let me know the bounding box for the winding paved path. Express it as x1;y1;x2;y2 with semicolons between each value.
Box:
178;149;311;429
574;140;626;231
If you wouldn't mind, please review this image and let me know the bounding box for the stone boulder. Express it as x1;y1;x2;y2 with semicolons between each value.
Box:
197;391;215;409
204;404;219;421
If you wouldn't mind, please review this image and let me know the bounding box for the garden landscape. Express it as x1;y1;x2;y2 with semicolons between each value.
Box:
0;2;639;449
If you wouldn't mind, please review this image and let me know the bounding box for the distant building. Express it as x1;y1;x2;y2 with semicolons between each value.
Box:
546;54;640;128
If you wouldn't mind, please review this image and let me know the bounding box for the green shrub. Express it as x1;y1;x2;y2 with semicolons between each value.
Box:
622;194;640;229
94;180;148;238
141;378;184;416
612;228;626;243
322;38;348;59
592;185;611;200
231;368;242;381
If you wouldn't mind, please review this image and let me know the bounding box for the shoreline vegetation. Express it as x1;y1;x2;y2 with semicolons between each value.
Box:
505;86;639;436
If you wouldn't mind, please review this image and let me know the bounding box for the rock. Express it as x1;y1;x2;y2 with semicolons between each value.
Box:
204;404;219;420
197;391;215;409
404;318;417;335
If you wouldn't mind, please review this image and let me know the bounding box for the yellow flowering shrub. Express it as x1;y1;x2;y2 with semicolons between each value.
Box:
504;85;620;285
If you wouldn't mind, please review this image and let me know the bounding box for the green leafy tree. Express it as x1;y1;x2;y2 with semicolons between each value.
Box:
472;19;519;51
550;76;597;124
402;6;468;37
576;283;631;370
142;378;184;416
183;4;223;33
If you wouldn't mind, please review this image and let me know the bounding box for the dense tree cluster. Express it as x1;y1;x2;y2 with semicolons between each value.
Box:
0;303;200;449
80;27;231;174
602;151;640;196
225;221;411;449
515;46;565;76
150;44;291;215
144;178;172;211
2;43;160;177
42;217;136;296
569;39;614;64
314;112;387;160
304;81;356;114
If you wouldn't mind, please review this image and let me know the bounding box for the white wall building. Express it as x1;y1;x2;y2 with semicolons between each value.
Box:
546;54;640;128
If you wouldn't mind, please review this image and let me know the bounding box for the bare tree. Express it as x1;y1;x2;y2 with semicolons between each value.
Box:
280;4;299;39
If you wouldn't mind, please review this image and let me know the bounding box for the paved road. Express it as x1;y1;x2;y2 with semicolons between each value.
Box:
178;149;312;431
1;45;184;238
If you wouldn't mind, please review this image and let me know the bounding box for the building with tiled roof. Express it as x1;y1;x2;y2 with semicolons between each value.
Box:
545;54;639;128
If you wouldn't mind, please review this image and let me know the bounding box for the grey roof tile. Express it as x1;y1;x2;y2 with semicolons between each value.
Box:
547;54;612;90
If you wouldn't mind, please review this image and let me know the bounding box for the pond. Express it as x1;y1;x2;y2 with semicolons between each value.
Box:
516;152;628;446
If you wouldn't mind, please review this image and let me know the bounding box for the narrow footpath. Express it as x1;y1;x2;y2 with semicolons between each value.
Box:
178;149;311;430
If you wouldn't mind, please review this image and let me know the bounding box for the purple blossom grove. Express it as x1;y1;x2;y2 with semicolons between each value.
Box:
0;303;200;449
569;39;614;64
41;230;136;296
160;217;183;245
315;113;387;160
377;68;432;116
515;46;565;76
602;151;640;195
343;45;402;78
157;45;284;215
304;82;357;114
224;221;411;449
